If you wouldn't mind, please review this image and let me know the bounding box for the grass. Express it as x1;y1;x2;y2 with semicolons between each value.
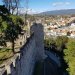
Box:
33;61;44;75
0;48;13;64
23;25;28;30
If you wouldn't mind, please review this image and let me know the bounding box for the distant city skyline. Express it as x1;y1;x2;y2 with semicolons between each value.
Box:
0;0;75;14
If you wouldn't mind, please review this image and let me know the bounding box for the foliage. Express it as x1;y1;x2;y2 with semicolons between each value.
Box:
2;21;8;31
0;6;24;53
44;37;57;52
0;48;13;64
55;36;68;51
44;37;55;48
0;5;9;15
4;15;23;53
0;16;2;22
0;17;8;33
0;36;6;46
64;39;75;75
5;24;19;41
44;36;68;52
9;15;24;25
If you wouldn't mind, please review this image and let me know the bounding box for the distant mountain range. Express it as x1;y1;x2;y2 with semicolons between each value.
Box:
39;9;75;15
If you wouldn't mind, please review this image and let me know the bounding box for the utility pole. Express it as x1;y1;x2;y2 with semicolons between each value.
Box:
25;0;30;37
25;0;29;25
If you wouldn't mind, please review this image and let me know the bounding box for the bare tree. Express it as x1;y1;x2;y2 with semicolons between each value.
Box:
15;0;20;15
3;0;11;12
3;0;20;15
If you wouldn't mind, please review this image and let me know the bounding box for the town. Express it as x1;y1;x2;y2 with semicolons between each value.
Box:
0;0;75;75
32;15;75;38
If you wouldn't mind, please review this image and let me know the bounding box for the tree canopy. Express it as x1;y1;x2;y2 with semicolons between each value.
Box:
55;36;68;51
64;38;75;75
0;6;24;53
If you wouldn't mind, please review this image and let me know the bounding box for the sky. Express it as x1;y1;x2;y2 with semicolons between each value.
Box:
0;0;75;14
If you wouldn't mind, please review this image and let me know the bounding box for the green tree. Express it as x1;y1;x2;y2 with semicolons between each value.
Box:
0;5;9;15
55;36;68;52
44;38;55;48
64;39;75;75
44;37;56;51
4;15;23;53
0;6;9;47
0;5;24;53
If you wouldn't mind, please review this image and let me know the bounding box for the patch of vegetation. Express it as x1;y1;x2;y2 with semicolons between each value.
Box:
0;48;13;64
0;4;24;65
0;6;24;54
64;38;75;75
44;36;68;52
44;36;75;75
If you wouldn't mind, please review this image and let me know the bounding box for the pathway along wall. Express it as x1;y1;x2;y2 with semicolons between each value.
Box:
0;23;45;75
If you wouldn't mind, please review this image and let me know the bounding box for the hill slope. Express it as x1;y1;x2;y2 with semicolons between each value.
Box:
39;9;75;15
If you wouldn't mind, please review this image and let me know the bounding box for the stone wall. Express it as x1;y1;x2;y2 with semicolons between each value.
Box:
0;23;45;75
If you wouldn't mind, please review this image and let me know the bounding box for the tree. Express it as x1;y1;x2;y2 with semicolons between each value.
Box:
3;0;11;12
4;15;23;53
15;0;20;15
64;38;75;75
3;0;20;15
55;36;68;52
44;37;56;51
0;5;24;53
0;6;9;47
0;17;5;47
0;5;9;15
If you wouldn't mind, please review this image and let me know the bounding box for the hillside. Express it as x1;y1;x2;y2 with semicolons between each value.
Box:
39;9;75;15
